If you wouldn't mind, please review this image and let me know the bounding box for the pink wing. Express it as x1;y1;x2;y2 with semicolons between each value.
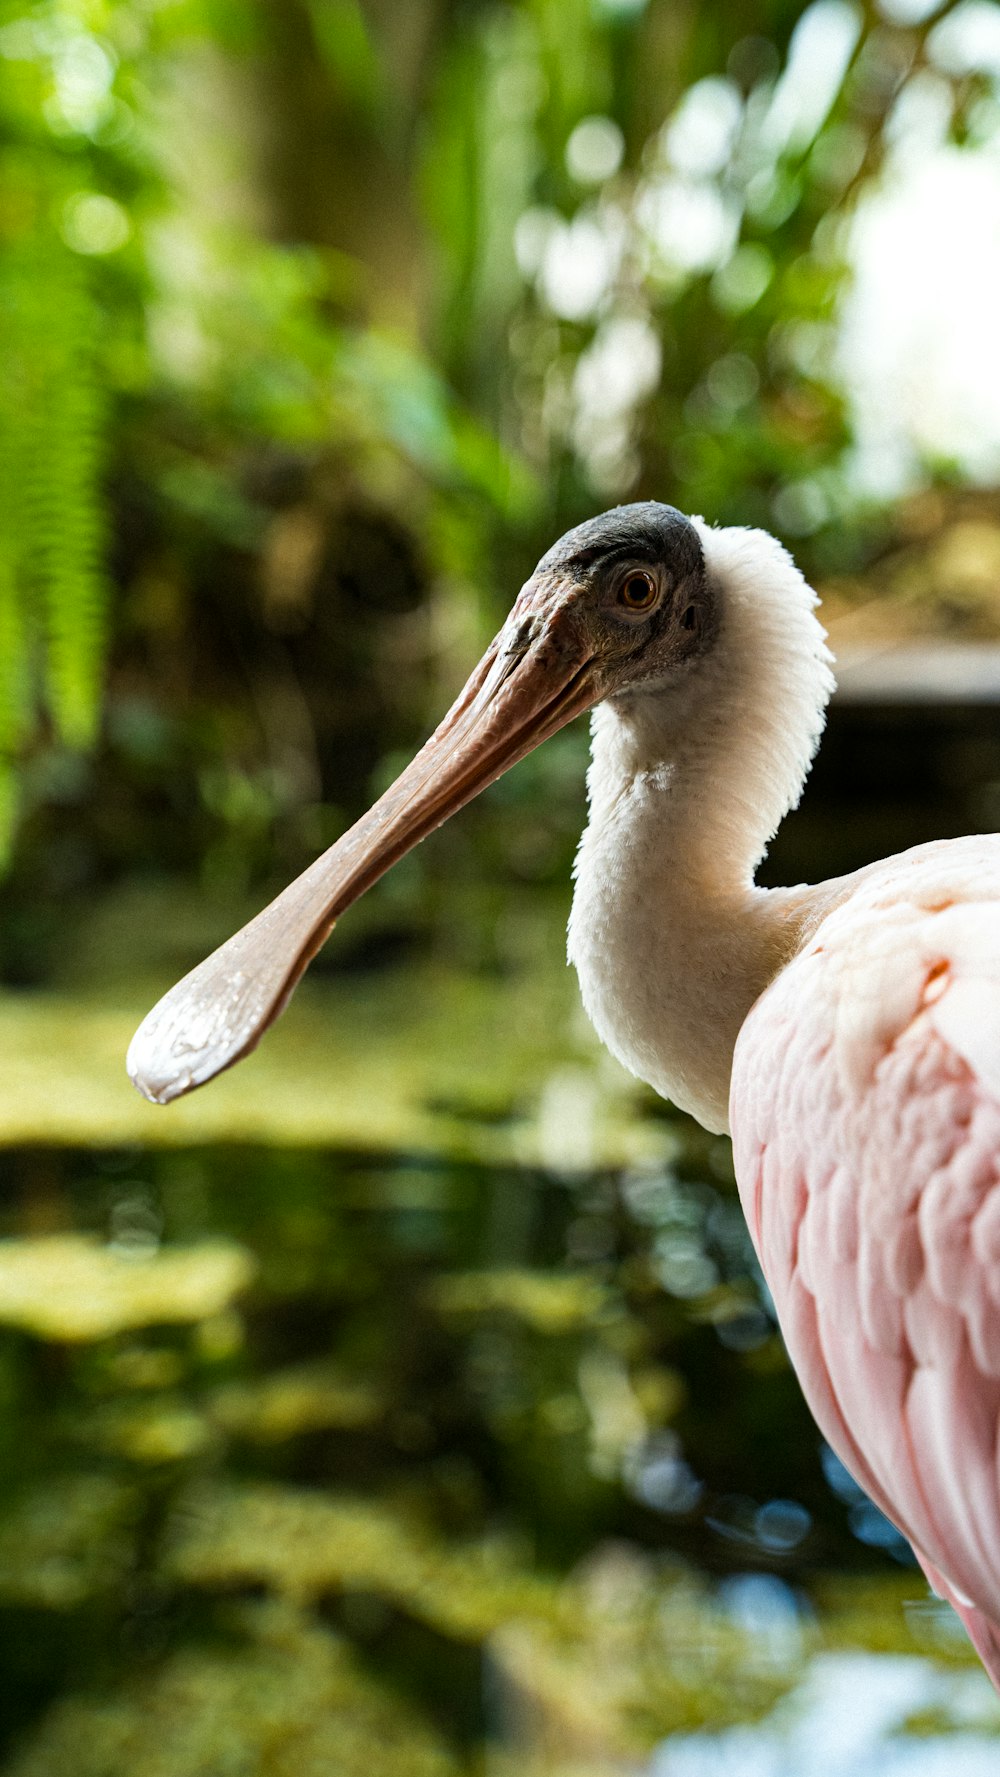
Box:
731;852;1000;1684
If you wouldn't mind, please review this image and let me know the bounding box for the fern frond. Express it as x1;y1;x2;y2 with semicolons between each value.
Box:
0;222;110;866
22;243;109;751
0;546;29;755
0;758;19;868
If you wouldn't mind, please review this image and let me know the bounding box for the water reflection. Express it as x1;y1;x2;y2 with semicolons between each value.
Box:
651;1652;1000;1776
0;1136;992;1771
821;1445;916;1565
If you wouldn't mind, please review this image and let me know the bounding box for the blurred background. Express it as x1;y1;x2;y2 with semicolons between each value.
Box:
3;0;1000;1771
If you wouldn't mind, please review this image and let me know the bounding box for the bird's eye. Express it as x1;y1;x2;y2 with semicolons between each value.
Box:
617;570;659;613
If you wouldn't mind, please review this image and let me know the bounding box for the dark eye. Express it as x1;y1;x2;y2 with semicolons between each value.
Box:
617;570;659;613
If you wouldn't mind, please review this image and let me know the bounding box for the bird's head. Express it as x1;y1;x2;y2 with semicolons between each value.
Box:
125;504;736;1104
493;500;714;710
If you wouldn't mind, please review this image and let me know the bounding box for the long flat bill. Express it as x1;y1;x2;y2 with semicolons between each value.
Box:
127;610;597;1103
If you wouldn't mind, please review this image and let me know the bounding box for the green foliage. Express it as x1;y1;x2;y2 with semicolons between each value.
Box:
0;0;131;860
21;241;107;746
0;0;531;880
0;229;108;833
304;0;383;118
0;0;993;910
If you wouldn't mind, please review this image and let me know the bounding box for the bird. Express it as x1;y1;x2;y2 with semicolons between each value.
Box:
128;500;1000;1690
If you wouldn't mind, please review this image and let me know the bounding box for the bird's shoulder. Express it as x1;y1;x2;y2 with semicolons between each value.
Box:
740;833;1000;1127
733;834;1000;1271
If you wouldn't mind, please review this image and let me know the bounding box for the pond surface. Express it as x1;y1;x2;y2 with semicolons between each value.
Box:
0;1113;997;1775
4;627;1000;1771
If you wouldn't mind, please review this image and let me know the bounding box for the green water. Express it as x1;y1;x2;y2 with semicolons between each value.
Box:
0;1124;997;1776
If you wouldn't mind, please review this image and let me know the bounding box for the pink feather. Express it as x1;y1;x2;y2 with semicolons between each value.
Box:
732;853;1000;1672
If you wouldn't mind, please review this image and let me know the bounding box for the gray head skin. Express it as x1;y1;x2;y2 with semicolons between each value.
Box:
527;502;715;697
127;502;720;1105
537;499;704;579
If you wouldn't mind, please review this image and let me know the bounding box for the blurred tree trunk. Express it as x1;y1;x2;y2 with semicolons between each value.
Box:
245;0;440;330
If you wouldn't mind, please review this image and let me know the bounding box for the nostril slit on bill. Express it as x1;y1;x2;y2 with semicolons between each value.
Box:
506;616;540;656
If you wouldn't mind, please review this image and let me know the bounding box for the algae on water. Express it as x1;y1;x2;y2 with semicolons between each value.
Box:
209;1361;385;1443
5;1600;460;1777
165;1479;566;1638
0;1474;136;1611
0;1235;254;1342
0;1139;995;1775
426;1268;610;1333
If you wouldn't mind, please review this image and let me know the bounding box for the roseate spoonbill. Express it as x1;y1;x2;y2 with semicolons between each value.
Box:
129;502;1000;1687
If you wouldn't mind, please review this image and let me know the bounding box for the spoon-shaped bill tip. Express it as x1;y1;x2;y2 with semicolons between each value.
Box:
126;885;328;1102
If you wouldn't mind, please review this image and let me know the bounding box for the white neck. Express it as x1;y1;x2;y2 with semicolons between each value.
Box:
567;521;835;1134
